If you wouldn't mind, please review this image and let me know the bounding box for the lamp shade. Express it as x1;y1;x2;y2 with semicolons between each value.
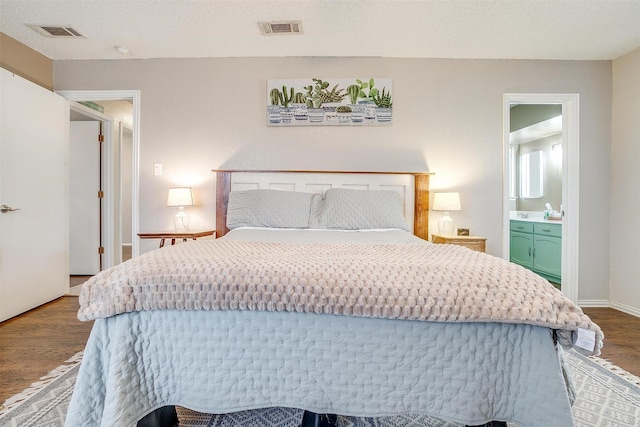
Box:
432;192;461;211
167;187;194;207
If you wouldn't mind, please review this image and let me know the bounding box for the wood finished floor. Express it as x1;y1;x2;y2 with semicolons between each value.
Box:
1;295;639;404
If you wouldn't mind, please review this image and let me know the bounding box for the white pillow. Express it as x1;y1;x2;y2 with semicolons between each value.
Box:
318;188;409;231
226;189;313;229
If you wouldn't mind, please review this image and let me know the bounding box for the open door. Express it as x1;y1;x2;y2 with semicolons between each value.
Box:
70;120;102;274
0;69;69;321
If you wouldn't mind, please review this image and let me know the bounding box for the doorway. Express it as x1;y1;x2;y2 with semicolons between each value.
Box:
503;93;580;303
58;90;140;268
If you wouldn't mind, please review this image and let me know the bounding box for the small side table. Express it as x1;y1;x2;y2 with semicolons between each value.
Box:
138;230;215;248
432;234;487;253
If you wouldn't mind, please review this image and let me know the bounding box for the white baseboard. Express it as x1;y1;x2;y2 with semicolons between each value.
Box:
578;299;640;318
610;301;640;318
578;299;610;308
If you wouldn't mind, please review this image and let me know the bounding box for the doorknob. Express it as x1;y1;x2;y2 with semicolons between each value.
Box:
0;204;21;213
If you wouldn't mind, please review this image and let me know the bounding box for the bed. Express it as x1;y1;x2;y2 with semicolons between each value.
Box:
65;170;603;427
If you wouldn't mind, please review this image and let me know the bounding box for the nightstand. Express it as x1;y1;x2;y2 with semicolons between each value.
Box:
432;234;487;252
138;230;215;248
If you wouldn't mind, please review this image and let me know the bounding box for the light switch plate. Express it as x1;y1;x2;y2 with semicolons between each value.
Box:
154;163;162;176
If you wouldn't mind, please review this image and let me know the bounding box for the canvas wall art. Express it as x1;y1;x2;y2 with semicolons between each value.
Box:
266;78;392;127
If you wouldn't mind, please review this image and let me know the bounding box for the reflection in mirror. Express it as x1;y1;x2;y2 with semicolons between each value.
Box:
520;151;543;199
509;104;562;212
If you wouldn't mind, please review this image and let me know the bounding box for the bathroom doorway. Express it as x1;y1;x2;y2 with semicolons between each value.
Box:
503;94;580;303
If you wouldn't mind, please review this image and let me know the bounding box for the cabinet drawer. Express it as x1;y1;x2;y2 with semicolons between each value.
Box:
533;223;562;238
510;221;533;234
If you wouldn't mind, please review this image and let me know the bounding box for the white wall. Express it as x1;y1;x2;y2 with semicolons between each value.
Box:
611;48;640;315
53;57;613;303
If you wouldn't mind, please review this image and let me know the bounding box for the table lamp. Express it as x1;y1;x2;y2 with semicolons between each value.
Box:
432;192;461;236
167;187;194;231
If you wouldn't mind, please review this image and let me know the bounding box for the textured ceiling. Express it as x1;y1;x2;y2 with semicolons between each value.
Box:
1;0;639;61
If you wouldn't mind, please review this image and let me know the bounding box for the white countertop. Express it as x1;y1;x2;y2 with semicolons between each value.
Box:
510;212;562;224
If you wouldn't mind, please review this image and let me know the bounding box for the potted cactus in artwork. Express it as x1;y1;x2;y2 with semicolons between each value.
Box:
291;91;308;121
336;105;352;124
267;87;282;124
346;84;365;123
373;87;392;122
278;85;295;123
355;78;379;120
304;79;326;123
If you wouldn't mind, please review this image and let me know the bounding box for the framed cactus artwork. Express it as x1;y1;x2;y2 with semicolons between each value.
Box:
266;78;392;126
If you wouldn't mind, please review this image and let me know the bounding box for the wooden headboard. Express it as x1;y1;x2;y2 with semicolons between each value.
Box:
213;170;432;240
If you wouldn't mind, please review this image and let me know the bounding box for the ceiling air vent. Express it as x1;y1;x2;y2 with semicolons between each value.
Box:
28;25;85;38
258;21;302;35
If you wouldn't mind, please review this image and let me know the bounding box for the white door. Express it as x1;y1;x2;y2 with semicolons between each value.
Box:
70;121;100;274
0;68;70;322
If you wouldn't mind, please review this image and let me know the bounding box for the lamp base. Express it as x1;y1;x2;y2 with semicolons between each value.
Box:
437;212;455;236
174;208;190;231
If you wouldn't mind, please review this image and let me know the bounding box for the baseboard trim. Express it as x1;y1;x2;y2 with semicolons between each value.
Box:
578;299;610;308
609;301;640;318
578;299;640;318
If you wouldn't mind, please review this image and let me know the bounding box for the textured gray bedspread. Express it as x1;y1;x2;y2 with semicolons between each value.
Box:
66;230;583;426
77;233;602;355
65;310;573;427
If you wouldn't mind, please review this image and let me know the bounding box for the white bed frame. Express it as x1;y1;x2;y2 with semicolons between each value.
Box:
214;170;432;239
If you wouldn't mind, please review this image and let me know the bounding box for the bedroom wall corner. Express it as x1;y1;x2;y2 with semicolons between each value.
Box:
610;47;640;317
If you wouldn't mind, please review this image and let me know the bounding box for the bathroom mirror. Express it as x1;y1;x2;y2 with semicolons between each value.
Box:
520;150;543;198
509;104;562;211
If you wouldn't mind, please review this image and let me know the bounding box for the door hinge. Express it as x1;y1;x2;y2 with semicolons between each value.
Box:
98;190;105;198
98;134;104;143
98;246;104;254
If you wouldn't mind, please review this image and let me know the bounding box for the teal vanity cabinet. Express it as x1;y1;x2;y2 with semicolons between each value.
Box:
510;221;534;268
510;220;561;286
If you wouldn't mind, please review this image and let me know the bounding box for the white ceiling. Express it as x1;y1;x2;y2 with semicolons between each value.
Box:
1;0;639;61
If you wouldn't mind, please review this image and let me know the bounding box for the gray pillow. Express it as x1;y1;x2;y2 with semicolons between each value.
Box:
226;189;313;229
318;188;409;231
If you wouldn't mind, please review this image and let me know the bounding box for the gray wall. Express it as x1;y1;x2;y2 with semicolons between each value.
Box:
53;57;612;303
611;48;640;314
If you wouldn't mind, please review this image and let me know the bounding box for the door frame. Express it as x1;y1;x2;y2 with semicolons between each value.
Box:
58;90;141;266
503;93;580;303
119;122;134;259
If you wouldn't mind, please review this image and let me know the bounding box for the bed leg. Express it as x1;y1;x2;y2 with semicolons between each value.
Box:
300;411;338;427
136;405;179;427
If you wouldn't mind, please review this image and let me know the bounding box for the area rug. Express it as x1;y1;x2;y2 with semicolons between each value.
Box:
1;350;638;427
